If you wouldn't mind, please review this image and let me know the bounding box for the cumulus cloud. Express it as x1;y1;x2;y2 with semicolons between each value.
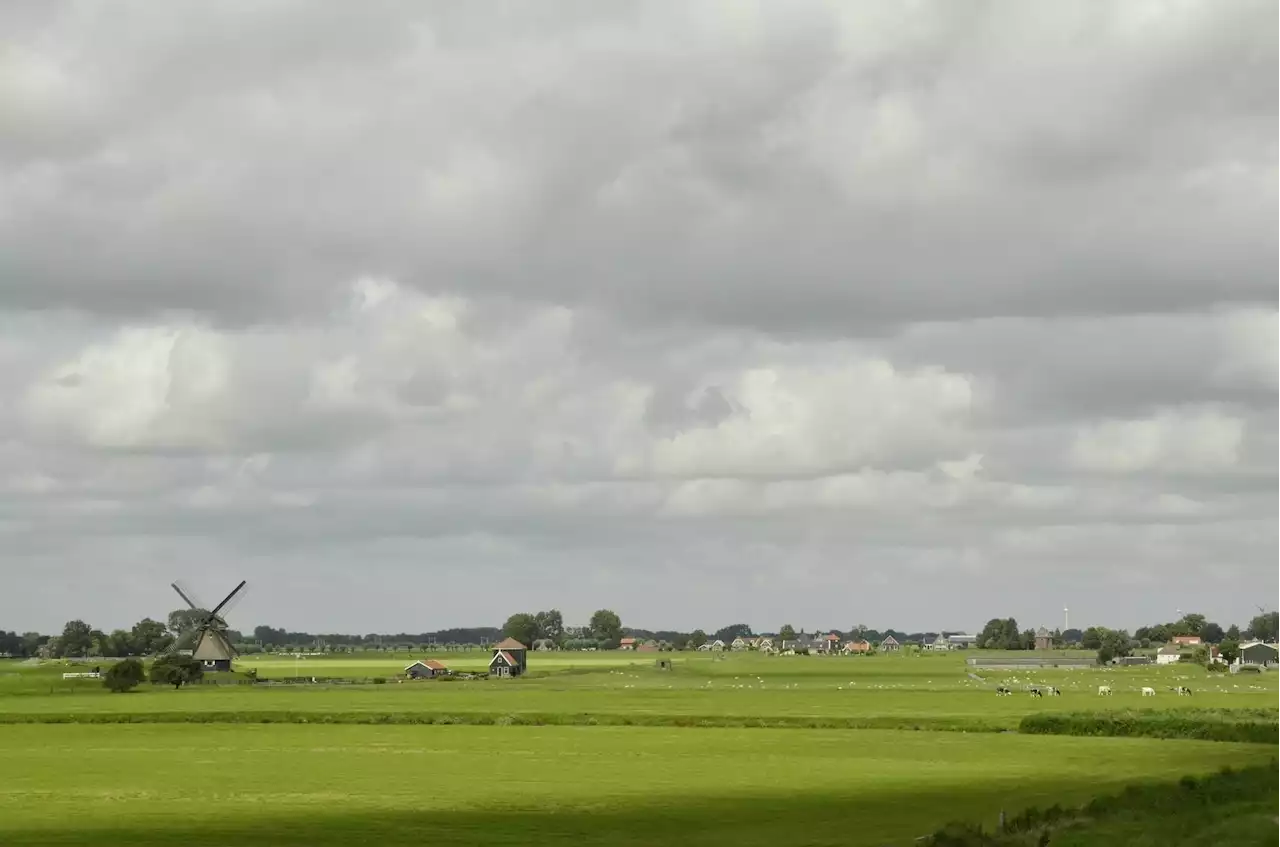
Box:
0;1;1275;633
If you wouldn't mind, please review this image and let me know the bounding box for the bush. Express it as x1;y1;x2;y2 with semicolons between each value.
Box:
149;655;203;689
102;658;146;693
1019;709;1278;744
372;677;386;684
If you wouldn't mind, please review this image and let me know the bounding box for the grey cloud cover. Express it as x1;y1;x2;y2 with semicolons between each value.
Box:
1;0;1275;634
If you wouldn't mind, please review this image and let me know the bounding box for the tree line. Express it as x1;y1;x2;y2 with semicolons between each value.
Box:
5;608;1276;659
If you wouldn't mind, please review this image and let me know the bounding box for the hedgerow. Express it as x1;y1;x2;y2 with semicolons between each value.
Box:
1018;709;1278;744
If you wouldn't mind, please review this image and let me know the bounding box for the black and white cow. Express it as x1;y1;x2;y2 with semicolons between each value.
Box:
1029;688;1043;698
1171;686;1193;696
996;686;1012;696
1046;687;1061;696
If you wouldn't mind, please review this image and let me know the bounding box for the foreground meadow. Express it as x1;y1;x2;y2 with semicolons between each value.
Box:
1;651;1275;845
1;723;1272;847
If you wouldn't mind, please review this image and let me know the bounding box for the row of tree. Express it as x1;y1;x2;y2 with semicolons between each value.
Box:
7;610;1276;659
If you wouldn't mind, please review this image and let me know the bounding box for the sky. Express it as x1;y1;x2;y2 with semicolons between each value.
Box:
1;1;1276;636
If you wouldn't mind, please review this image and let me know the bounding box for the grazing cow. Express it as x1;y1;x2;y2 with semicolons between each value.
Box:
1097;685;1112;696
1171;686;1192;696
1046;687;1061;696
996;686;1012;696
1029;688;1043;698
1141;687;1156;697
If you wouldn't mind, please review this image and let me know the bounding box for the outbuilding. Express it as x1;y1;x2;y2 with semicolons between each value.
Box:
1238;641;1278;667
404;659;449;679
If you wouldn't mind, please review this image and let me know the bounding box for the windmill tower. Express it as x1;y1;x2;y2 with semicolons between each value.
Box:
171;580;247;672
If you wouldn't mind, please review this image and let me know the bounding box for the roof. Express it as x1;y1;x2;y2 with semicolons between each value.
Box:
1171;635;1202;643
1157;646;1181;655
880;636;900;644
404;659;448;671
1035;627;1050;636
493;637;528;651
619;637;636;644
489;651;517;666
825;633;841;641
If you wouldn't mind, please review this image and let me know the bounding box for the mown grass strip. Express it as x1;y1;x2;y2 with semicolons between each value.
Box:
0;709;1010;732
1018;709;1278;744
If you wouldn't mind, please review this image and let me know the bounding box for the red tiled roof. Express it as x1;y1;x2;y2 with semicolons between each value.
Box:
493;637;528;650
423;660;447;670
826;633;840;640
490;651;516;666
619;637;636;644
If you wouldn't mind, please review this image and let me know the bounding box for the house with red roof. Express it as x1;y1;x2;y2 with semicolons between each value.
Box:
619;637;637;650
489;637;528;678
842;639;872;655
404;659;449;679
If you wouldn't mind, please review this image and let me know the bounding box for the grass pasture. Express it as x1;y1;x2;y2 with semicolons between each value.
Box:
1;650;1275;845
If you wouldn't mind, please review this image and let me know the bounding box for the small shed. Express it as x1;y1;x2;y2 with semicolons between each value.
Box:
404;659;448;679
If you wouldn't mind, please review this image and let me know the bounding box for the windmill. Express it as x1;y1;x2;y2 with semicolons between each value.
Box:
170;580;247;672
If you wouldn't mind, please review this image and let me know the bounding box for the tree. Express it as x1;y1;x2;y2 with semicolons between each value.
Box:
713;623;753;643
1246;611;1278;643
1225;624;1241;641
56;620;95;657
778;624;797;642
98;629;135;658
589;609;623;645
1172;613;1206;637
1189;645;1210;666
168;609;224;650
1061;628;1083;644
1081;626;1106;651
150;655;203;689
502;613;540;648
1096;629;1132;665
534;610;565;645
131;618;171;654
1200;622;1224;644
688;629;708;649
1219;639;1241;664
977;618;1021;650
103;658;146;693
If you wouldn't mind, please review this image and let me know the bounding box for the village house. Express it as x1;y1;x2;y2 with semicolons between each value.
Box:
698;639;726;651
814;633;842;654
619;637;637;650
730;637;749;651
755;637;774;652
489;637;528;678
1155;645;1181;665
878;635;901;652
843;639;872;655
404;659;449;679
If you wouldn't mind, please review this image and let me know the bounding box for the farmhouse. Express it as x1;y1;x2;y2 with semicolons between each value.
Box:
815;633;842;653
843;639;872;655
489;637;528;678
878;636;901;652
1155;645;1181;665
926;634;950;651
619;637;637;650
699;639;726;651
1238;641;1279;667
755;637;774;652
404;659;448;679
1033;627;1052;651
730;637;749;651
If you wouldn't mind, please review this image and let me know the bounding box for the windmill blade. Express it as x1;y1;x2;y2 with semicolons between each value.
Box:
209;580;247;619
171;582;200;610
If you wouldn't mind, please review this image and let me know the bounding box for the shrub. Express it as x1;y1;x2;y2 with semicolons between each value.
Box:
1019;710;1278;744
372;677;387;685
149;655;203;689
102;658;145;693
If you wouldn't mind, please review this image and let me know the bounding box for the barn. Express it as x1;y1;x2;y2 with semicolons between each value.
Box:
1238;641;1278;667
404;659;448;679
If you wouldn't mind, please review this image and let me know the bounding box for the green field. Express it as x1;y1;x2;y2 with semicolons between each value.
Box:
1;651;1275;845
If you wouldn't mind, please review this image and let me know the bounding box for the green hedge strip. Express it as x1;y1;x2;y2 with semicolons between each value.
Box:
1018;709;1278;744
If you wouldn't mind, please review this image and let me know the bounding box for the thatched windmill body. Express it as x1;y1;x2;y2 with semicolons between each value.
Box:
171;580;247;672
